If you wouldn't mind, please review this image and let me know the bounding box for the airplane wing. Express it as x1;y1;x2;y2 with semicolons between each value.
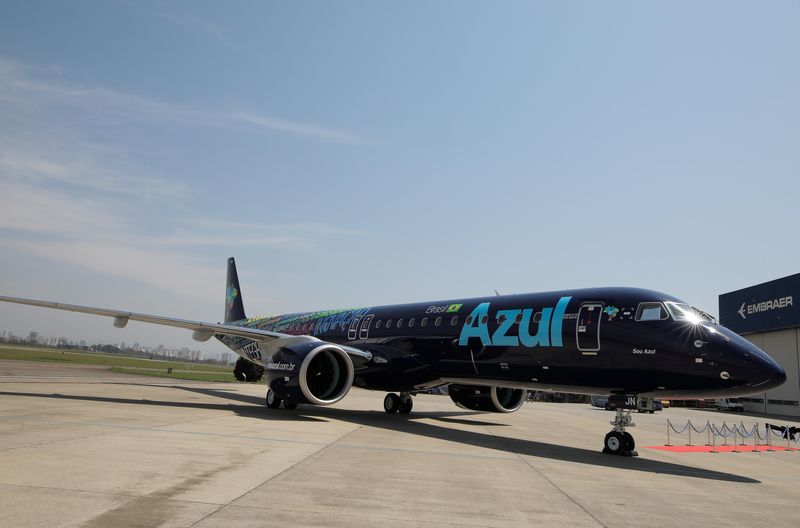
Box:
0;295;288;342
0;295;371;361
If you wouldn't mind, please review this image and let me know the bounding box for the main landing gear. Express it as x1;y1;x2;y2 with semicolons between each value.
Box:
265;389;298;410
603;408;637;456
384;393;413;414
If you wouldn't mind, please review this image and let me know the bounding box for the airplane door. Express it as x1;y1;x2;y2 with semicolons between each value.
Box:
359;314;374;339
576;303;602;354
347;315;363;340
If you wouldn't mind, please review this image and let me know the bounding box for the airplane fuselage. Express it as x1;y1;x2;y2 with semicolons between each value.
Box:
221;287;785;399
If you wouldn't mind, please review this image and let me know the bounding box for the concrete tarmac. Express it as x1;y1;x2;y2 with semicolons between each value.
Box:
0;360;798;528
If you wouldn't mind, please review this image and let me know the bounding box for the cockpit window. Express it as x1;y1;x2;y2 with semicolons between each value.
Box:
664;302;716;324
635;302;668;321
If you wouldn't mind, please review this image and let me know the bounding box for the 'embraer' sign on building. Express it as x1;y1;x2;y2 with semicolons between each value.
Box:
720;274;800;334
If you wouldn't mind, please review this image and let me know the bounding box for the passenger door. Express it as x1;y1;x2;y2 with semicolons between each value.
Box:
577;303;603;354
347;315;363;340
359;314;374;339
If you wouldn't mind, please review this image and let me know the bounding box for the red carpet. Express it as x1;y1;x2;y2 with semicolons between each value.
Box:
644;445;799;453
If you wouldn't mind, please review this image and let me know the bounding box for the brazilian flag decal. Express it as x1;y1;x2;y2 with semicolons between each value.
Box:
446;304;462;313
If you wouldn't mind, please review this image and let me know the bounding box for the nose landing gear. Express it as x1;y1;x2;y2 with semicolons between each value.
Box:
603;408;638;456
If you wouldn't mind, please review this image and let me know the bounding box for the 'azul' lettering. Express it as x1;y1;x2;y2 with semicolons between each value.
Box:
459;303;492;346
458;296;572;348
494;309;521;346
519;307;551;347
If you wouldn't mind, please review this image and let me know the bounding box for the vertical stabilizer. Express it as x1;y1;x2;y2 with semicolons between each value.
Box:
225;257;246;323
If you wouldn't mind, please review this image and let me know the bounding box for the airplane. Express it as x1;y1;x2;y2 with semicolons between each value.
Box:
0;257;786;456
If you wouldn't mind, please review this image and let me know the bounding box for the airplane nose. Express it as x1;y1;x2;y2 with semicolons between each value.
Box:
736;335;786;392
761;358;786;392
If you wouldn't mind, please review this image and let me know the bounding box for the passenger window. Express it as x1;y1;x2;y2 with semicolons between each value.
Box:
497;313;506;323
323;323;330;332
515;313;523;324
481;315;489;324
397;319;404;328
386;319;393;328
435;317;442;327
533;312;542;323
450;316;458;326
375;320;382;329
421;317;428;327
635;302;668;321
409;318;415;327
466;316;473;325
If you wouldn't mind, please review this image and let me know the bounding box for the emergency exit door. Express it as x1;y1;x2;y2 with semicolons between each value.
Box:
577;303;602;353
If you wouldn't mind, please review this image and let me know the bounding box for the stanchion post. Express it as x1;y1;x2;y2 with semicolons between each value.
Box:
766;423;775;452
665;419;672;447
687;423;693;446
710;428;717;453
706;421;712;446
751;424;760;453
733;427;740;453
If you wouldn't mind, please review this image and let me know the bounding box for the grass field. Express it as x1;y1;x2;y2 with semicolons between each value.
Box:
110;367;239;382
0;345;239;382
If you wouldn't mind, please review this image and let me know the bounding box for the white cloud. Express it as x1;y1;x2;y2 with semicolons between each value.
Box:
156;0;234;48
0;55;371;144
0;178;361;300
0;54;366;308
0;147;188;199
230;111;371;145
0;181;120;236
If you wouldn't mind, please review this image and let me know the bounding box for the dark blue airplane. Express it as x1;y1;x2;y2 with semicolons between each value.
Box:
0;258;786;456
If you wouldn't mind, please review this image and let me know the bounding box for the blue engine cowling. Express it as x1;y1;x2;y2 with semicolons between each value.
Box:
265;341;354;405
448;384;527;413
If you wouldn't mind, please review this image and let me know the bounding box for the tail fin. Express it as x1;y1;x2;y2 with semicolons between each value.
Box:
225;257;246;323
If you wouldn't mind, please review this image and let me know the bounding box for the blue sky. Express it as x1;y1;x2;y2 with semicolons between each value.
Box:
0;1;798;355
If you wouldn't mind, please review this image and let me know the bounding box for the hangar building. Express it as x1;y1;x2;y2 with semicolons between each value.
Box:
719;274;800;417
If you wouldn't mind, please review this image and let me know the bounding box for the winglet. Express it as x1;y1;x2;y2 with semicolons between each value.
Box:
225;257;246;323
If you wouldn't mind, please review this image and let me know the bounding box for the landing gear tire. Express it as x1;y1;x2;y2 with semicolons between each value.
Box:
623;432;635;451
266;389;281;409
384;393;401;413
283;401;298;410
398;397;413;414
603;432;626;455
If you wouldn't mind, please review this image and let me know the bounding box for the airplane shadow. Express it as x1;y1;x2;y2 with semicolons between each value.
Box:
0;387;759;484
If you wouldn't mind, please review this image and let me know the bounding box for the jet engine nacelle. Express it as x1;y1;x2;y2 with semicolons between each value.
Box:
448;384;527;413
264;341;354;406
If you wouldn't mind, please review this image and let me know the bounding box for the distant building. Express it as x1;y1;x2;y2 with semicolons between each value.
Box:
720;273;800;417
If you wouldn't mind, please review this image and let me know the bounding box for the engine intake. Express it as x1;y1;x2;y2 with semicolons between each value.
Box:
265;342;354;405
449;384;527;413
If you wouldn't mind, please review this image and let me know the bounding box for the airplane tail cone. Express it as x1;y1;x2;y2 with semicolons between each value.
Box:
225;257;246;323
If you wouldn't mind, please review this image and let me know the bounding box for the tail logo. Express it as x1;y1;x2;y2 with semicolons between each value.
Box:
226;285;239;308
